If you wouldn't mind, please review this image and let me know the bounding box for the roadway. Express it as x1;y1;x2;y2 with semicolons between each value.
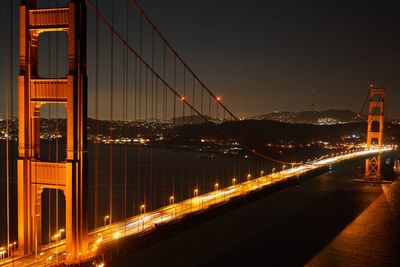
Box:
0;147;393;266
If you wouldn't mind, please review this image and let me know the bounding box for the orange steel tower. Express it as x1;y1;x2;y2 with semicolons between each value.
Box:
365;85;384;178
18;0;88;262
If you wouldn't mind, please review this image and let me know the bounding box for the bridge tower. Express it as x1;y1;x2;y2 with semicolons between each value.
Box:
365;85;384;178
18;0;88;262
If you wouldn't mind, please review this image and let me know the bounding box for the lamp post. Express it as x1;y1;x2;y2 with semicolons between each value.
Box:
214;183;219;191
140;205;146;230
103;215;110;227
232;178;237;185
0;247;5;262
193;189;199;210
216;96;222;121
9;242;16;264
247;173;251;181
214;183;219;204
281;165;286;179
59;229;65;241
169;196;175;218
52;229;65;244
272;167;276;182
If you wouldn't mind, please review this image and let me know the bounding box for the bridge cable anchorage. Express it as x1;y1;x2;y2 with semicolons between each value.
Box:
85;0;293;166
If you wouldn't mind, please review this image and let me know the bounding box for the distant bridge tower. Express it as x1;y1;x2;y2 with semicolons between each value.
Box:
18;0;88;262
365;85;384;178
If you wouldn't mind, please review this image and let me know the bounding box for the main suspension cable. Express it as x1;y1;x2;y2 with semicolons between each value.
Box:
86;0;292;165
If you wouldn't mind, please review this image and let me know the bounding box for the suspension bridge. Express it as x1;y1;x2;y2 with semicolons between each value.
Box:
0;0;395;266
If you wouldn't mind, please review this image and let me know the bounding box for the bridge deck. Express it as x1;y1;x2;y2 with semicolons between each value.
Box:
0;148;392;266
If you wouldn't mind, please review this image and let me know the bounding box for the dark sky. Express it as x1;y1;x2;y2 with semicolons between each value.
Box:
135;0;400;118
1;0;399;119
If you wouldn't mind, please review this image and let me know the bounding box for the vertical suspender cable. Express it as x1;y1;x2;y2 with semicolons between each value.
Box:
94;0;100;229
173;57;176;124
172;57;177;200
145;68;148;122
162;42;167;205
109;0;115;223
183;68;186;122
55;0;60;253
155;72;158;121
5;0;11;255
138;14;143;211
9;0;15;248
123;0;129;221
150;27;155;209
181;68;185;199
151;30;155;121
139;15;142;121
10;0;16;247
133;57;137;215
191;75;195;119
201;87;203;119
163;44;166;122
47;0;52;240
144;40;148;209
134;56;137;121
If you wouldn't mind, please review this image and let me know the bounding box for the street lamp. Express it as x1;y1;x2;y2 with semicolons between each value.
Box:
192;189;200;210
52;229;65;245
9;241;17;262
271;167;276;182
214;183;219;191
247;173;251;181
140;204;146;214
232;178;237;185
58;229;65;242
260;170;264;176
0;247;5;262
140;205;146;230
103;215;110;227
169;196;176;218
213;183;219;203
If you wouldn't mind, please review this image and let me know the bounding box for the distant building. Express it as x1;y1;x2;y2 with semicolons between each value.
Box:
317;117;338;125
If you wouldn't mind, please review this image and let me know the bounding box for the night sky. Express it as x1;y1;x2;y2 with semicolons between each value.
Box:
136;0;400;118
1;0;399;119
